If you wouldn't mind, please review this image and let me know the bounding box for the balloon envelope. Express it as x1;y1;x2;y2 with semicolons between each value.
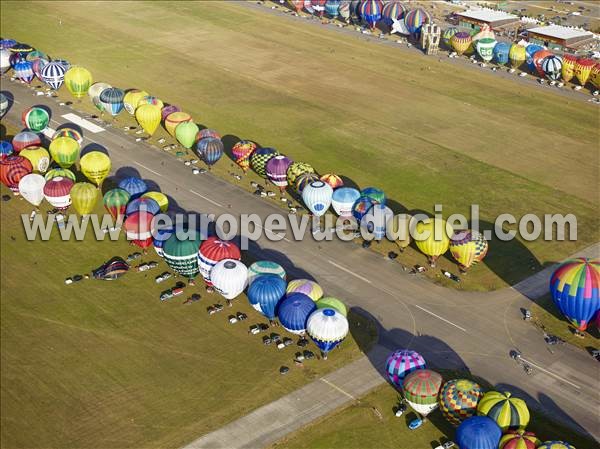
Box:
286;279;323;301
176;121;199;148
18;173;46;206
123;89;148;115
302;180;333;217
316;297;347;316
251;147;278;178
118;177;147;200
196;137;224;167
477;391;530;431
331;187;360;217
247;261;286;286
136;104;161;135
103;188;130;221
306;308;349;357
402;369;443;417
19;146;50;173
70;182;99;215
49;136;79;168
21;107;49;132
456;416;502;449
210;259;248;300
41;61;66;90
165;111;192;137
278;293;316;334
439;379;484;426
247;274;287;317
64;66;93;98
80;151;111;186
12;131;41;153
493;42;510;65
142;191;169;212
266;155;293;189
385;349;425;389
232;140;257;173
198;237;242;286
162;232;203;278
0;155;33;192
43;176;74;210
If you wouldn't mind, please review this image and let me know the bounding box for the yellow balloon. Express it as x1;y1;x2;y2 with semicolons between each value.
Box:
80;151;111;186
164;111;193;137
137;96;164;110
70;182;99;215
449;230;488;272
20;146;51;173
389;214;412;251
414;217;451;266
142;191;169;212
135;104;161;135
49;137;80;168
64;66;93;98
123;89;148;115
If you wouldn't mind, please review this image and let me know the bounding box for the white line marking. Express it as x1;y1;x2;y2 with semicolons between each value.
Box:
61;113;105;133
520;357;581;390
133;161;163;178
42;127;56;139
414;305;467;332
320;378;357;401
189;189;224;208
327;260;372;284
254;223;291;242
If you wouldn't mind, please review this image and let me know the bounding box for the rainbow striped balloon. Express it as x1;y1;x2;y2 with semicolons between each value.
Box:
385;349;425;389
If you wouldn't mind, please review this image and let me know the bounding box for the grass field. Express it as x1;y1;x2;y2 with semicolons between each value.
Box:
1;1;598;293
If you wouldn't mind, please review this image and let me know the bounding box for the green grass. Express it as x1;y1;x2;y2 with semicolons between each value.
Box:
1;1;598;292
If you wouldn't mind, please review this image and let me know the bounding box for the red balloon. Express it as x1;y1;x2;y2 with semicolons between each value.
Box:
124;211;155;248
43;176;74;210
532;50;553;78
198;236;241;285
0;155;33;192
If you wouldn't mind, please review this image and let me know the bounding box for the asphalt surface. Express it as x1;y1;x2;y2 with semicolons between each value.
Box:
2;82;599;446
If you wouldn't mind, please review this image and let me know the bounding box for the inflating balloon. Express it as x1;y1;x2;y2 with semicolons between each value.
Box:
45;168;76;182
542;55;563;81
196;137;224;167
278;293;316;334
316;297;347;316
493;42;510;66
14;60;34;83
142;191;169;212
381;0;406;25
414;217;451;267
561;54;577;82
21;107;49;132
439;379;483;426
49;136;79;168
451;32;472;56
360;0;383;30
198;237;242;286
475;38;497;62
210;259;248;301
99;87;125;116
331;187;360;217
165;111;193;137
247;261;286;286
509;44;526;69
126;197;160;216
12;131;41;153
402;369;443;417
247;274;286;316
266;155;293;190
0;141;13;159
449;229;488;273
123;89;148;115
118;176;147;199
70;182;99;215
287;161;315;187
499;430;540;449
88;82;112;113
80;151;111;186
136;104;161;135
19;146;50;173
404;8;429;35
320;173;343;189
64;66;93;98
103;188;130;222
124;211;155;249
477;391;530;431
385;349;425;389
286;279;323;301
251;147;278;178
574;58;595;86
162;232;203;278
53;127;83;145
18;173;45;207
41;61;66;90
456;417;502;449
303;180;333;217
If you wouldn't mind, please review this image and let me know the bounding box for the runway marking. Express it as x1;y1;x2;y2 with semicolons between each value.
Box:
520;357;581;390
133;161;163;178
413;305;467;332
61;113;105;133
42;127;55;139
189;189;224;208
327;260;372;284
320;378;357;401
255;222;291;242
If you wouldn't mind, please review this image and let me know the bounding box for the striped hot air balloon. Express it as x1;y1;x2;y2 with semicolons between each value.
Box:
198;237;242;286
531;49;553;77
402;369;443;417
137;95;164;110
537;442;576;449
99;87;125;116
125;197;160;216
21;107;49;132
574;58;595;86
89;82;112;113
295;172;319;194
302;180;333;217
360;0;383;30
325;0;340;18
248;261;286;285
542;55;563;81
477;391;530;431
306;308;349;359
142;191;169;213
0;93;7;117
165;111;192;136
43;176;74;210
590;63;600;89
404;8;430;35
14;60;34;83
320;173;343;189
49;136;79;169
286;279;323;301
442;27;458;49
251;147;278;178
385;349;426;389
331;187;360;217
278;293;317;334
64;66;93;98
197;128;221;140
361;187;385;205
439;379;484;426
40;61;66;90
247;274;286;315
136;104;161;135
13;130;42;155
0;155;33;192
499;430;540;449
118;177;147;200
266;155;293;191
53;127;83;145
451;32;472;56
124;211;156;249
232;140;257;173
381;0;406;25
449;230;488;273
197;137;224;167
0;39;17;50
103;188;130;222
561;54;577;82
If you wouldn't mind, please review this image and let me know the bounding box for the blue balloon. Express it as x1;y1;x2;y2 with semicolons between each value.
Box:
361;187;386;206
456;417;502;449
525;44;543;71
247;274;286;320
278;293;316;334
352;195;376;222
196;137;224;167
493;42;510;66
126;197;160;216
118;177;148;200
325;0;340;18
0;140;13;158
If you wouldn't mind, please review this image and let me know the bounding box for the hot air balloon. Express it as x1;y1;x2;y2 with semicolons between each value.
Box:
162;232;203;278
176;121;199;149
414;217;451;267
123;89;148;115
311;0;326;17
14;60;34;83
278;293;317;334
124;211;155;249
331;187;360;217
532;49;553;77
477;391;530;431
232;140;257;173
198;237;242;286
493;42;510;66
248;261;286;285
509;44;526;69
362;204;393;240
288;161;315;187
142;191;169;213
31;57;49;81
103;188;130;222
442;27;458;49
590;63;600;90
289;0;303;13
266;155;293;191
43;176;74;210
99;87;125;116
439;379;484;426
360;0;383;29
39;61;66;90
351;195;375;223
45;168;76;182
0;39;16;50
0;49;10;74
80;151;111;187
12;131;41;153
64;66;92;98
385;349;426;389
247;274;287;315
381;1;406;26
307;308;349;359
118;176;147;200
210;259;248;301
165;111;193;137
303;181;333;217
53;58;71;71
152;226;174;257
88;82;112;113
549;258;599;331
574;58;595;86
161;104;180;121
126;197;160;216
18;173;45;207
499;430;540;449
21;107;49;132
136;104;161;135
251;147;278;178
320;173;343;189
476;38;497;62
525;44;543;72
316;297;347;316
404;8;430;36
451;32;472;56
361;187;385;205
295;172;320;194
388;213;411;252
53;127;83;145
456;416;502;449
9;52;25;69
449;229;488;273
541;55;563;81
325;0;340;18
70;182;99;215
286;279;323;301
197;137;224;167
197;128;221;140
339;0;350;21
25;50;47;62
537;442;576;449
137;95;164;110
0;141;13;159
0;93;7;118
49;137;79;168
561;54;577;82
0;155;33;192
20;146;50;173
402;369;443;417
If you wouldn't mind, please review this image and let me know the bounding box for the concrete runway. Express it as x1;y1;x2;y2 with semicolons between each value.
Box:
2;81;599;445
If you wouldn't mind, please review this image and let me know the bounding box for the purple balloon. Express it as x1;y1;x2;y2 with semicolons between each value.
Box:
266;155;293;190
161;105;180;121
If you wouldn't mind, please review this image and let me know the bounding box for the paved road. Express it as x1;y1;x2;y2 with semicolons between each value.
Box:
2;82;599;446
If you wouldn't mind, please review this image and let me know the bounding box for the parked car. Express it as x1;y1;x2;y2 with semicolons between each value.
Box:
160;290;174;301
155;272;172;283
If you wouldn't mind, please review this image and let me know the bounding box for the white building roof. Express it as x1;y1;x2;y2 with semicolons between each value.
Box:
527;25;592;40
457;8;518;23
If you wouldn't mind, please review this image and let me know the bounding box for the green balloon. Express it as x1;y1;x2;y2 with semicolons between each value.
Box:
175;121;199;149
162;232;203;278
49;137;79;169
45;168;76;182
316;297;347;317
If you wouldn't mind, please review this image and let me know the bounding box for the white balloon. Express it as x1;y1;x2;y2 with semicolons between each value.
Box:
210;259;248;300
18;173;46;207
361;204;394;240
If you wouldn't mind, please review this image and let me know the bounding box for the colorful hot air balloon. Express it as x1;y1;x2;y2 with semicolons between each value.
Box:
43;176;74;210
18;173;45;207
165;111;192;137
574;58;595;86
561;54;577;83
251;147;278;178
118;177;147;200
247;274;287;316
124;211;155;249
0;141;13;159
45;168;76;182
331;187;360;217
70;182;99;215
80;151;111;186
248;261;286;285
232;140;257;173
197;137;224;167
288;162;315;187
477;391;530;431
53;59;71;71
0;39;17;50
278;293;317;334
161;104;180;121
198;237;242;286
40;61;66;90
12;131;41;153
532;49;553;77
442;27;458;49
123;89;148;115
289;0;303;13
176;121;199;148
549;258;599;331
137;96;163;110
295;172;320;194
210;259;248;301
20;146;50;173
320;173;343;189
88;82;112;113
49;137;79;168
352;195;375;223
0;93;7;118
286;279;323;301
476;38;497;62
14;60;34;83
525;44;543;72
306;308;349;359
414;217;451;267
311;0;326;17
31;57;48;81
197;128;221;140
25;50;47;62
136;104;161;135
162;232;203;278
21;107;49;132
0;155;33;192
103;188;130;222
99;87;125;116
451;32;472;56
53;127;83;145
325;0;340;18
439;379;484;426
362;204;393;240
303;180;333;217
381;0;406;25
0;49;11;74
402;369;443;417
316;297;346;317
404;8;429;35
590;63;600;90
385;349;426;389
499;430;540;449
141;191;169;213
456;416;502;449
509;44;526;69
537;442;576;449
266;155;293;191
152;226;174;257
64;66;93;98
125;197;160;216
542;55;563;81
449;229;488;273
493;42;510;66
361;187;385;205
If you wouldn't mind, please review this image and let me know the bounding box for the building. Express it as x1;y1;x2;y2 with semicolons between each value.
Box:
456;8;520;31
526;25;595;51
